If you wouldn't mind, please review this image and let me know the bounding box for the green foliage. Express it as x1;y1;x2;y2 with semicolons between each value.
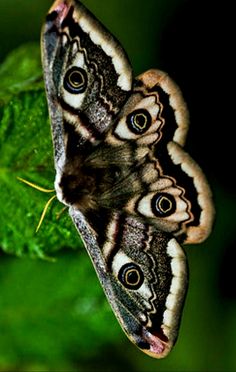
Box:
0;44;80;258
0;43;43;103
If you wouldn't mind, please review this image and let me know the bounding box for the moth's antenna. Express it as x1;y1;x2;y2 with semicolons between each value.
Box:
36;194;57;232
17;177;57;232
17;177;55;193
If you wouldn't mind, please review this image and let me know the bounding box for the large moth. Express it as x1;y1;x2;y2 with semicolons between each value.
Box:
41;0;214;358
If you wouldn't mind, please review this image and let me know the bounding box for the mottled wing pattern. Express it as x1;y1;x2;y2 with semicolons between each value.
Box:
41;0;214;359
41;0;132;169
70;207;188;358
105;69;214;244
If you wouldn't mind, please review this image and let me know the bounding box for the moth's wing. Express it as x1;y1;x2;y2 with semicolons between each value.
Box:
105;69;214;244
41;0;212;359
70;207;188;359
41;0;132;170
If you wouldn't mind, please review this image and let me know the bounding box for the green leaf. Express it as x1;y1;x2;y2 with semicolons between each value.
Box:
0;43;44;104
0;44;81;258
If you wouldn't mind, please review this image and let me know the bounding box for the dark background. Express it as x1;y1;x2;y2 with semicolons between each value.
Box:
0;0;235;371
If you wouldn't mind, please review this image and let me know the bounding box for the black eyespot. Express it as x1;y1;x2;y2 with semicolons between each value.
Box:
118;263;144;290
151;193;176;217
64;67;87;94
126;109;152;135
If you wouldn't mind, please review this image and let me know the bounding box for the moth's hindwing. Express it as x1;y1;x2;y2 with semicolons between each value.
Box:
70;208;188;359
41;0;214;359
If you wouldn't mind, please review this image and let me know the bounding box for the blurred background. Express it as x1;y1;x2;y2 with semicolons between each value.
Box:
0;0;235;371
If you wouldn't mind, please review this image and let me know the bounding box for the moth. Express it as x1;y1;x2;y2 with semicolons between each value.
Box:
41;0;214;358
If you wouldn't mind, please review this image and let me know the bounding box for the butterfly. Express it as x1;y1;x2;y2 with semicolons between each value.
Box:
41;0;214;358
